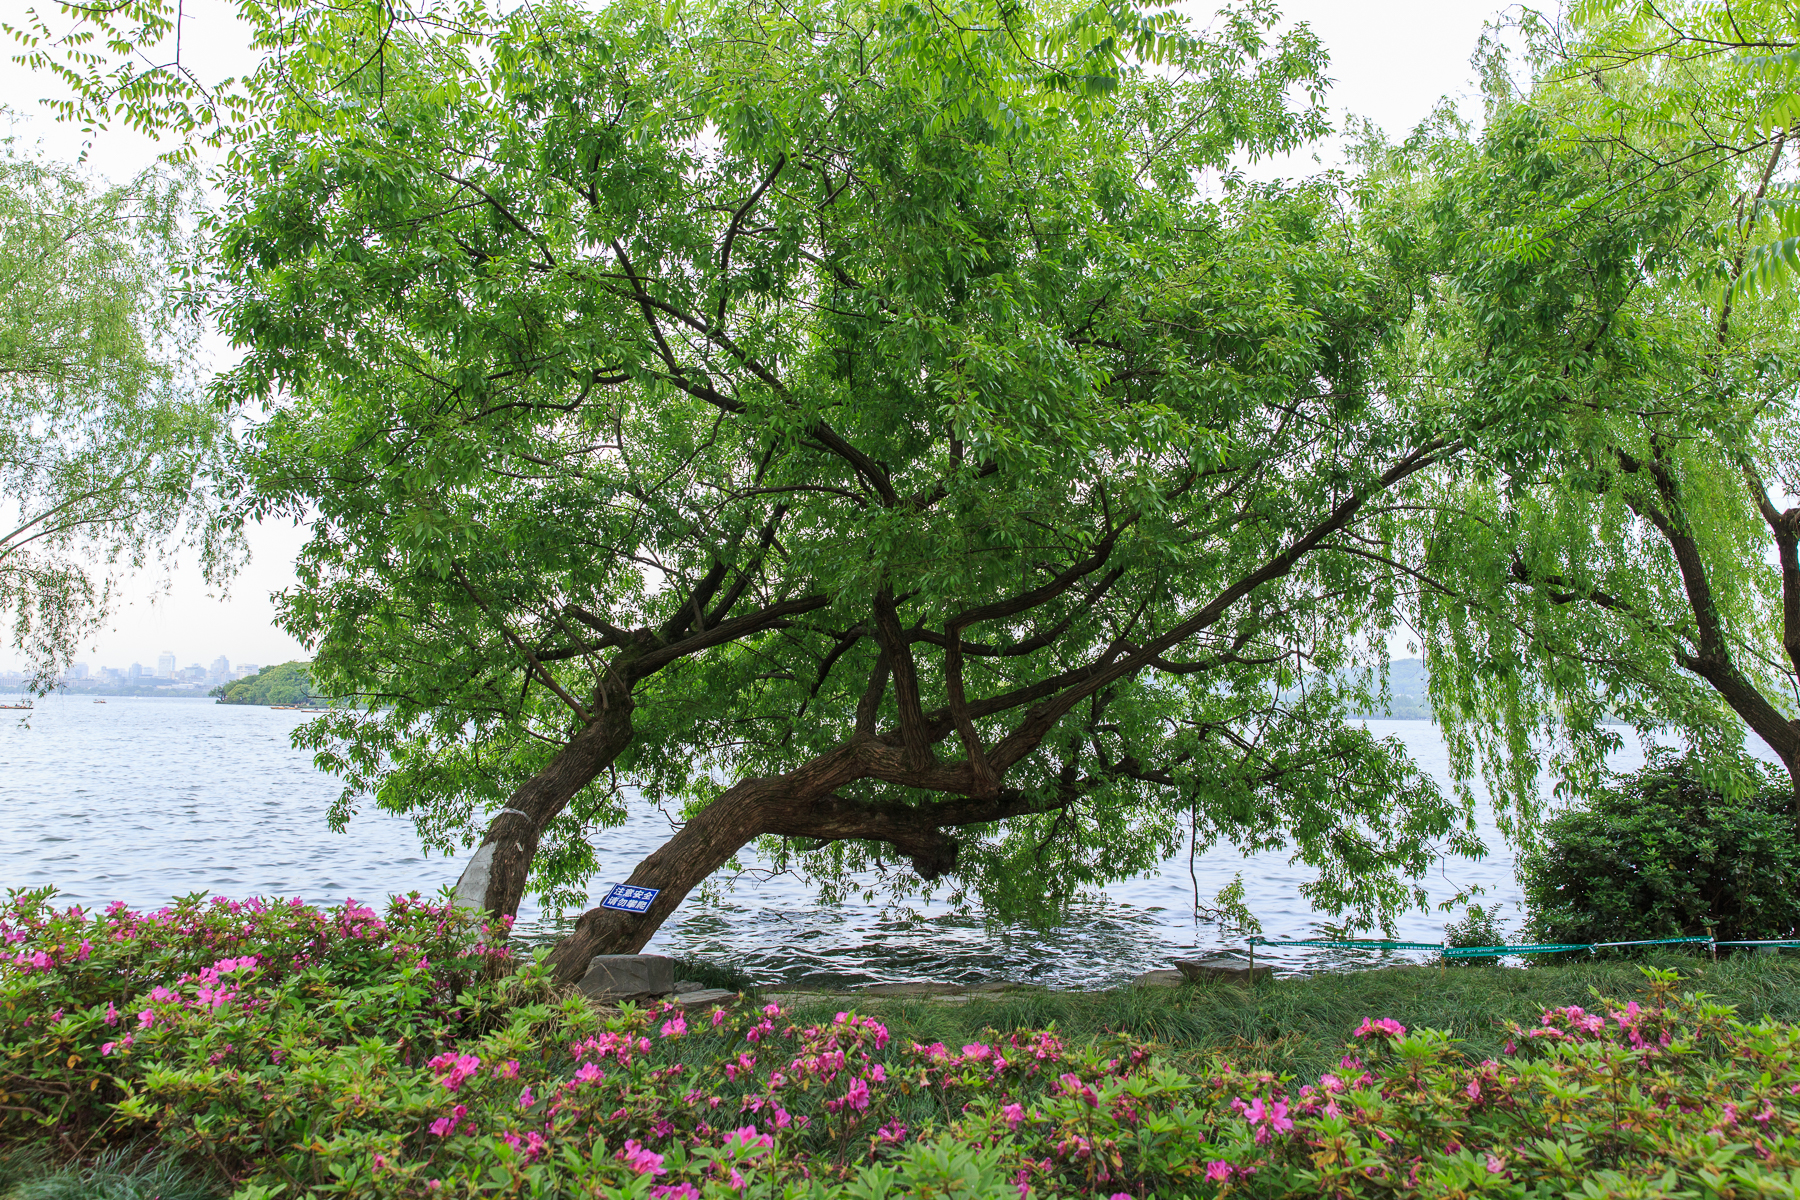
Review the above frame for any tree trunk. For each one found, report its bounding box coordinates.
[541,746,1050,983]
[542,775,790,982]
[450,679,635,920]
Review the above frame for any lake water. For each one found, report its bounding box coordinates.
[0,695,1677,986]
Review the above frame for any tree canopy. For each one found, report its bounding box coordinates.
[200,0,1509,974]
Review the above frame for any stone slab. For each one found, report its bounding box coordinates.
[1133,968,1186,988]
[1174,957,1272,984]
[855,981,967,997]
[672,979,706,994]
[671,988,739,1008]
[577,953,675,1000]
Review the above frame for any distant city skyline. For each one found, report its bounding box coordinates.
[1,651,266,687]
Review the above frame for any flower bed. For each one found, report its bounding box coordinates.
[5,889,1800,1198]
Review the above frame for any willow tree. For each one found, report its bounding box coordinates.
[1358,14,1800,821]
[0,147,230,688]
[218,0,1480,970]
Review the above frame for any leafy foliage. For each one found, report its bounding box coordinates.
[1521,751,1800,948]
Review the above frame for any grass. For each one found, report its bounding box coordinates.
[0,1149,217,1200]
[773,952,1800,1083]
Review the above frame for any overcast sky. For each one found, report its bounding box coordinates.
[6,0,1522,673]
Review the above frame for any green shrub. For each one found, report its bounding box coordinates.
[6,891,1800,1198]
[1441,903,1509,966]
[1520,750,1800,949]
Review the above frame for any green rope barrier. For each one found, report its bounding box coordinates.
[1590,936,1713,949]
[1444,942,1592,958]
[1713,939,1800,948]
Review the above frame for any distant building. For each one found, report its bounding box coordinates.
[180,664,206,682]
[209,655,230,683]
[157,652,176,678]
[235,663,260,679]
[66,662,89,680]
[127,662,144,680]
[99,666,123,683]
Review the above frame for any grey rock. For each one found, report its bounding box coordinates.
[855,981,965,997]
[577,953,675,1000]
[672,988,739,1008]
[1174,957,1272,984]
[672,979,706,994]
[1132,968,1186,988]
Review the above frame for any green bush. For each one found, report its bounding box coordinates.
[6,891,1800,1199]
[1441,903,1509,966]
[1520,750,1800,949]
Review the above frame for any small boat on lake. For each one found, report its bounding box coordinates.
[93,699,106,704]
[0,702,33,710]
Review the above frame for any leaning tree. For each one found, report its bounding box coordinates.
[219,0,1483,972]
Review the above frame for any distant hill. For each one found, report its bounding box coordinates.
[212,661,326,706]
[1343,658,1431,720]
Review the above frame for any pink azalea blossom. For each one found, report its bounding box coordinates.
[1205,1161,1233,1182]
[1352,1017,1406,1040]
[660,1012,688,1038]
[725,1126,774,1154]
[617,1139,666,1176]
[1002,1103,1025,1130]
[650,1187,699,1200]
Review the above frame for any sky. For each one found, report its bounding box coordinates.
[5,0,1521,673]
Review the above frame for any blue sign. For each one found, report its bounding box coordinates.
[600,884,660,914]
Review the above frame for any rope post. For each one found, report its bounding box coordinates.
[1248,936,1255,979]
[1441,933,1447,977]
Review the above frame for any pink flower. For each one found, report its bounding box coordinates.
[497,1059,519,1079]
[1002,1103,1025,1130]
[661,1012,688,1038]
[763,1002,781,1017]
[843,1076,871,1112]
[517,1086,535,1109]
[1015,1168,1032,1198]
[876,1120,908,1145]
[725,1126,774,1154]
[650,1187,699,1200]
[572,1062,604,1086]
[1465,1078,1481,1101]
[1233,1096,1295,1144]
[1352,1017,1406,1040]
[1484,1153,1506,1175]
[103,1002,119,1026]
[617,1140,666,1176]
[712,1008,728,1028]
[428,1116,456,1137]
[1205,1161,1233,1182]
[136,1009,155,1029]
[100,1042,115,1056]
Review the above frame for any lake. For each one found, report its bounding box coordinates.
[0,695,1670,986]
